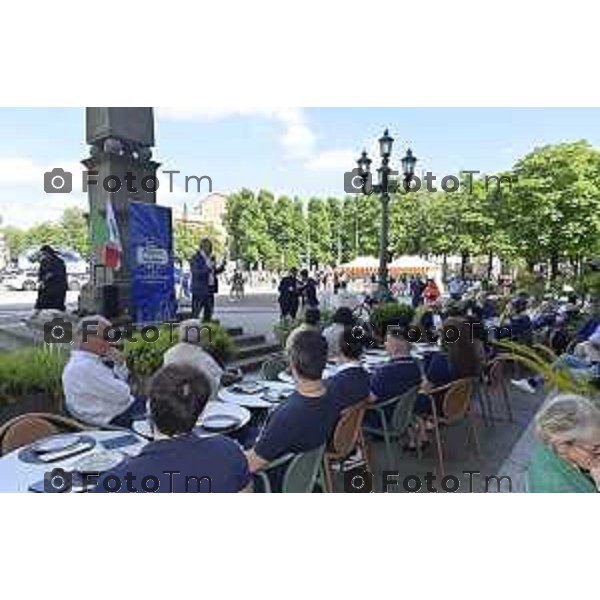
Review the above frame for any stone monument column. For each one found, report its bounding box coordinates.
[80,107,160,318]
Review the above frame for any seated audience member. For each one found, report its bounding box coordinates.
[506,297,533,344]
[480,294,498,321]
[367,325,422,426]
[322,307,354,359]
[285,306,321,353]
[574,327,600,364]
[412,319,483,446]
[327,327,371,411]
[163,319,224,401]
[63,315,144,427]
[528,394,600,493]
[246,330,339,474]
[574,302,600,343]
[94,364,251,493]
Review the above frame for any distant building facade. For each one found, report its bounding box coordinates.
[173,192,227,235]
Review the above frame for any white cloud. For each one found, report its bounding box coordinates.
[305,148,355,171]
[0,157,85,189]
[0,193,86,228]
[160,106,319,159]
[159,107,277,121]
[0,156,88,227]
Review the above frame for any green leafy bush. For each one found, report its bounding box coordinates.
[370,302,415,337]
[124,323,235,378]
[0,347,67,406]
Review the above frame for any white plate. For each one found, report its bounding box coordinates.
[32,434,83,454]
[71,451,125,474]
[230,381,268,395]
[277,371,294,384]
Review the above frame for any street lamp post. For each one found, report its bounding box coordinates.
[354,129,417,300]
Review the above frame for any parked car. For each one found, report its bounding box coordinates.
[3,270,38,291]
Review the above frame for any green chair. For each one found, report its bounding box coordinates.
[260,355,289,381]
[254,445,326,493]
[362,386,419,469]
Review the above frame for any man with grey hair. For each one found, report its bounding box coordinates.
[62,315,142,427]
[162,319,224,401]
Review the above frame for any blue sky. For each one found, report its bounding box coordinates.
[0,107,599,228]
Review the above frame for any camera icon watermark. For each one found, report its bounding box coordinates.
[44,318,73,344]
[344,168,373,195]
[343,467,373,493]
[44,167,72,194]
[44,468,72,492]
[342,319,376,350]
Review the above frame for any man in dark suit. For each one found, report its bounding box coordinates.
[190,238,225,322]
[35,245,68,312]
[278,267,300,320]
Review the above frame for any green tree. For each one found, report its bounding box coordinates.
[60,207,89,257]
[326,197,343,265]
[224,189,271,269]
[509,141,600,278]
[341,196,359,261]
[174,222,224,263]
[307,197,332,267]
[291,197,307,267]
[355,194,381,256]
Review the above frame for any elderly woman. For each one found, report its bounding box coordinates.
[528,394,600,492]
[163,319,224,401]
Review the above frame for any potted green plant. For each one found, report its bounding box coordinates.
[369,302,415,338]
[0,347,68,425]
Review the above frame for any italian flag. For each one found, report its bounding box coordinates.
[91,198,122,269]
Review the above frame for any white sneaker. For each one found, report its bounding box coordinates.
[511,379,536,394]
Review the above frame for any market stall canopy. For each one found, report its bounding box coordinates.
[389,255,440,275]
[339,256,379,274]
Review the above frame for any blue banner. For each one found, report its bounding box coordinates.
[128,201,176,324]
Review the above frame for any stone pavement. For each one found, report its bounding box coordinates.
[330,386,545,493]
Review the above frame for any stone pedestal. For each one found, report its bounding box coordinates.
[79,108,160,318]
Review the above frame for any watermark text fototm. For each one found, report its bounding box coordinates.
[43,318,212,345]
[44,467,212,492]
[345,320,512,347]
[344,168,516,196]
[343,468,513,493]
[43,167,213,195]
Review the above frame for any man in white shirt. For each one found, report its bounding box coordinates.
[63,315,140,427]
[163,319,224,401]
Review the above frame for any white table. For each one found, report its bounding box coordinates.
[132,401,251,439]
[0,430,147,493]
[218,381,294,409]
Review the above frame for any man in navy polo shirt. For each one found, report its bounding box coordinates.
[93,364,251,493]
[366,326,422,426]
[327,326,371,411]
[246,330,339,473]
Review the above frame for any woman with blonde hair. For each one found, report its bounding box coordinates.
[528,394,600,492]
